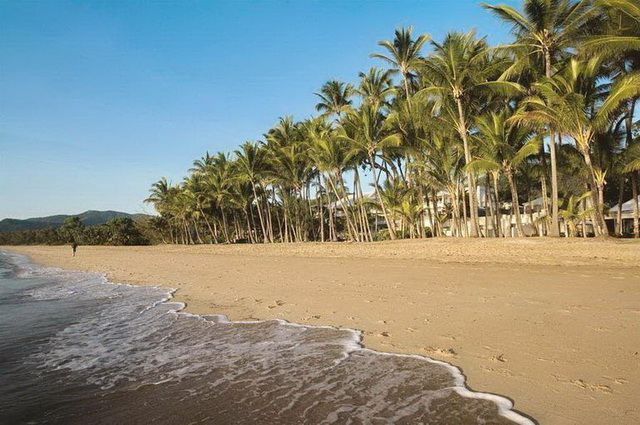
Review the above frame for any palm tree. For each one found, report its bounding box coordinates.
[307,120,360,241]
[184,173,216,243]
[483,0,597,236]
[203,154,234,243]
[623,142,640,237]
[235,141,270,242]
[371,26,431,110]
[357,67,396,108]
[583,0,640,56]
[418,30,521,237]
[513,58,640,236]
[315,80,354,120]
[469,110,539,236]
[560,191,595,237]
[145,177,172,214]
[340,104,402,239]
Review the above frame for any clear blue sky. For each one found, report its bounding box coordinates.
[0,0,518,219]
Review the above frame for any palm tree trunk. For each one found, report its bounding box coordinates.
[354,168,373,242]
[193,220,204,244]
[582,197,588,239]
[451,187,461,237]
[462,184,470,237]
[424,190,434,237]
[484,176,489,236]
[539,161,549,237]
[264,186,275,242]
[244,209,255,243]
[337,173,360,241]
[212,219,219,244]
[274,205,283,242]
[492,173,502,237]
[633,172,639,238]
[581,148,609,236]
[506,170,525,237]
[185,220,194,245]
[251,182,269,243]
[327,174,358,241]
[220,210,231,243]
[369,154,396,239]
[455,98,480,237]
[199,207,215,243]
[544,48,561,237]
[328,191,336,241]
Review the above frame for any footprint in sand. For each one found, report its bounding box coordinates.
[267,300,286,309]
[490,354,507,363]
[603,376,628,385]
[423,346,457,358]
[571,379,612,394]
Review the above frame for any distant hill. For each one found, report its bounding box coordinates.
[0,210,151,233]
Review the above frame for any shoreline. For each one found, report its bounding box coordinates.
[4,239,640,425]
[3,249,535,425]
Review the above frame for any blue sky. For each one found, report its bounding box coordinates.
[0,0,518,219]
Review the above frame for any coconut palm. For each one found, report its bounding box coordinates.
[339,104,402,239]
[583,0,640,56]
[371,26,431,109]
[307,120,360,241]
[623,142,640,236]
[484,0,597,236]
[144,7,640,245]
[513,58,640,235]
[560,191,595,237]
[235,141,271,242]
[418,30,522,237]
[315,80,354,120]
[357,67,396,108]
[468,110,539,236]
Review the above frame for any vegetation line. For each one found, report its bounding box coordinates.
[5,0,640,246]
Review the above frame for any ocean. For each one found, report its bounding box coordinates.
[0,251,533,425]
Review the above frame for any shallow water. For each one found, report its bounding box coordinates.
[0,251,533,424]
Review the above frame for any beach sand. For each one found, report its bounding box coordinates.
[6,239,640,425]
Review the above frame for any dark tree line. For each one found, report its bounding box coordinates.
[0,217,157,246]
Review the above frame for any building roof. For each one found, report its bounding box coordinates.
[608,196,640,214]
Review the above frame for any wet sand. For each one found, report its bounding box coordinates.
[6,239,640,425]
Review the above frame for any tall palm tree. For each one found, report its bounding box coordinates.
[235,141,270,242]
[513,58,640,236]
[315,80,354,120]
[419,30,521,237]
[340,104,402,239]
[357,67,396,108]
[469,110,539,236]
[623,142,640,237]
[371,26,431,110]
[307,120,360,241]
[483,0,597,236]
[583,0,640,56]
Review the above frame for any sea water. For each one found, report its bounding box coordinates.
[0,251,534,425]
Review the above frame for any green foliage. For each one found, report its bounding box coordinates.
[0,217,151,246]
[141,1,640,242]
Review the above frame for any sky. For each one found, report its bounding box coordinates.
[0,0,519,219]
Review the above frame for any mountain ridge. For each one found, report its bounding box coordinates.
[0,210,151,233]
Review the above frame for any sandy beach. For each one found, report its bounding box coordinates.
[6,239,640,425]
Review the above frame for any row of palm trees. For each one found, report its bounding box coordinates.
[146,0,640,244]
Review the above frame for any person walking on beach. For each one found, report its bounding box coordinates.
[72,241,78,257]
